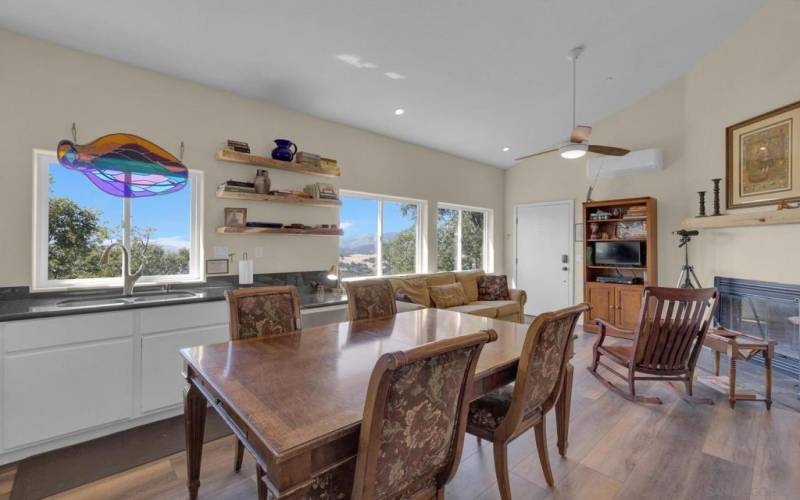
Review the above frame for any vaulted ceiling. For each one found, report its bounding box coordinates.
[0,0,765,167]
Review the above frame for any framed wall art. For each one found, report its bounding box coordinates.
[726,99,800,209]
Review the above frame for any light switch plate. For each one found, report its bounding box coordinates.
[255,247,264,258]
[213,246,229,259]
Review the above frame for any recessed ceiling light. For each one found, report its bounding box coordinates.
[502,147,510,152]
[394,108,405,116]
[384,72,408,80]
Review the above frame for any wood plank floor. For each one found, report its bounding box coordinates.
[2,330,799,500]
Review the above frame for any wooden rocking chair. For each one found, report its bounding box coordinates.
[589,286,718,405]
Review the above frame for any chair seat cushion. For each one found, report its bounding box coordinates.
[468,383,541,433]
[474,300,520,318]
[468,383,515,431]
[446,303,497,318]
[599,343,634,363]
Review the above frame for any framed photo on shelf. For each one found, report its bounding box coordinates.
[726,99,800,209]
[224,207,247,227]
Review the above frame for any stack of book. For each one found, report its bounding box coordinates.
[320,157,339,176]
[218,180,255,194]
[624,206,648,219]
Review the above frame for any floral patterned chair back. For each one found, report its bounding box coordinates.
[504,304,588,433]
[226,286,302,340]
[351,330,498,499]
[345,279,397,321]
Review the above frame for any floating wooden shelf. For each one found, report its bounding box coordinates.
[682,209,800,229]
[216,190,341,207]
[216,226,343,236]
[215,149,340,178]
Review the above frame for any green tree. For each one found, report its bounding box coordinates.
[381,203,417,275]
[48,197,111,279]
[436,208,484,271]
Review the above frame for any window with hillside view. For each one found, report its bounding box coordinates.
[339,192,422,279]
[34,151,202,289]
[437,205,489,272]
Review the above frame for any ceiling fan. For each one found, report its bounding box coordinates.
[515,46,630,161]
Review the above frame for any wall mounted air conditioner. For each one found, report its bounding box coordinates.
[586,148,663,179]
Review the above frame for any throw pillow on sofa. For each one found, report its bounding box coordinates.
[429,282,468,308]
[389,277,431,307]
[477,274,510,301]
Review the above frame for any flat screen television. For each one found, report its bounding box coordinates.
[594,241,644,266]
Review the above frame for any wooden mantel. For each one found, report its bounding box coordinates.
[682,208,800,229]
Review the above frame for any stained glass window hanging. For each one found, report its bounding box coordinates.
[56,133,188,198]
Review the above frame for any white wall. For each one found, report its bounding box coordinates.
[0,29,505,287]
[506,0,800,301]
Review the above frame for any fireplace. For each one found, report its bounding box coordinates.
[715,277,800,376]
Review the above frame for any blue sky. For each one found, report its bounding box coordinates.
[49,160,191,249]
[339,196,415,239]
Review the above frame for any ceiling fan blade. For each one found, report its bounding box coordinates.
[588,145,630,156]
[570,125,592,143]
[515,147,559,161]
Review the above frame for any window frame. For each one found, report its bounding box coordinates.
[436,202,493,273]
[338,189,426,279]
[32,149,204,291]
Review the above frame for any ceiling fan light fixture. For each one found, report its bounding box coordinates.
[559,143,588,159]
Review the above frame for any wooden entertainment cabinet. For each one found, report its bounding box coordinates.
[583,197,657,337]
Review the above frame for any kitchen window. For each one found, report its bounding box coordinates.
[33,150,203,290]
[437,204,491,272]
[338,191,424,279]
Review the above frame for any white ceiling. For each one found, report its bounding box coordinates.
[0,0,765,167]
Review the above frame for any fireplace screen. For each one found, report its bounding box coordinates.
[715,277,800,376]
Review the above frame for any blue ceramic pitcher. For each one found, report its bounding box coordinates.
[271,139,297,162]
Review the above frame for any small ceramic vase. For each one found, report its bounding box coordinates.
[254,169,271,194]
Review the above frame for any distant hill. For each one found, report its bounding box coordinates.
[339,231,399,255]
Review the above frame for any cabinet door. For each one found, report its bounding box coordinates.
[3,339,134,449]
[616,286,644,331]
[586,284,615,326]
[141,326,228,413]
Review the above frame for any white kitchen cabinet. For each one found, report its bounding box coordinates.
[141,325,228,412]
[3,338,134,449]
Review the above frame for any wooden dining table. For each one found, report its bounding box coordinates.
[181,308,575,499]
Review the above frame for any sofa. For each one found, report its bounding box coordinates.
[388,270,527,323]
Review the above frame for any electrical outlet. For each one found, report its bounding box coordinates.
[255,247,264,258]
[213,246,229,259]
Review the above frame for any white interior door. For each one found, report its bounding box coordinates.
[514,201,573,316]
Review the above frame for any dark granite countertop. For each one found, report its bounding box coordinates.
[0,281,347,322]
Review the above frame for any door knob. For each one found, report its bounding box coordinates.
[562,266,568,271]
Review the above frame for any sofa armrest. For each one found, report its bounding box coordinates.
[509,288,527,308]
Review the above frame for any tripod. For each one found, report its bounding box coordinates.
[676,232,701,288]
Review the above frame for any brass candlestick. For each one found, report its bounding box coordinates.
[697,191,707,217]
[712,178,722,216]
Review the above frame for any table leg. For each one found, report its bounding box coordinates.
[764,352,772,410]
[714,351,721,376]
[556,362,574,457]
[727,346,736,409]
[184,381,207,500]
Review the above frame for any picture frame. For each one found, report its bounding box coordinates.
[726,99,800,209]
[205,258,229,275]
[224,207,247,227]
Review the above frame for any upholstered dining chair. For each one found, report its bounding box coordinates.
[351,329,499,499]
[225,285,302,485]
[344,278,397,321]
[589,286,718,405]
[466,303,589,496]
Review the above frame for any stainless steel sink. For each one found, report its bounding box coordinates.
[55,291,201,308]
[130,291,200,302]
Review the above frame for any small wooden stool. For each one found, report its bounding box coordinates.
[702,327,776,409]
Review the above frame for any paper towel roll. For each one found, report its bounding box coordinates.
[239,259,254,285]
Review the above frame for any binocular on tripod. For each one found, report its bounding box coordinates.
[673,230,701,288]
